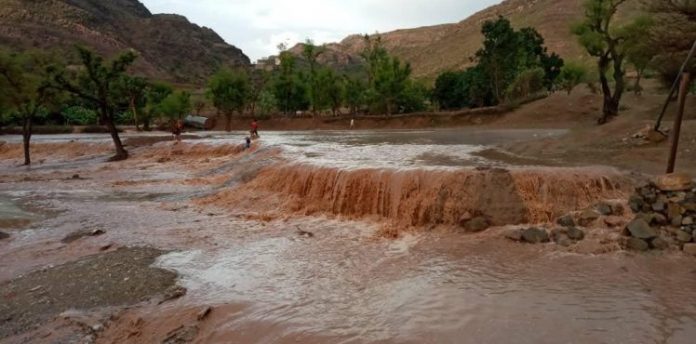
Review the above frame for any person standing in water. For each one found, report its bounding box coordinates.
[250,118,259,139]
[172,119,183,143]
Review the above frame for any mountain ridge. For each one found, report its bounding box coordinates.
[0,0,250,83]
[283,0,639,80]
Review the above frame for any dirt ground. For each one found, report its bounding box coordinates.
[0,247,178,342]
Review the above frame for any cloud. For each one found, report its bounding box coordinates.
[140,0,502,61]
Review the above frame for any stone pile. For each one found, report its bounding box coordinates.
[625,173,696,254]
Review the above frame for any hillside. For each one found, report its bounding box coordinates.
[284,0,639,80]
[0,0,250,83]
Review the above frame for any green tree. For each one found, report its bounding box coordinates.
[398,80,429,113]
[272,45,308,115]
[558,62,588,95]
[434,71,468,110]
[475,17,563,104]
[302,40,325,117]
[316,68,344,116]
[144,82,173,130]
[158,91,191,121]
[207,68,250,131]
[63,106,98,125]
[50,46,137,160]
[343,76,366,115]
[0,50,63,165]
[573,0,652,123]
[256,89,278,117]
[360,36,413,114]
[116,75,148,130]
[505,67,545,101]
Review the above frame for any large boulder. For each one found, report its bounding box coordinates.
[650,237,670,250]
[683,243,696,256]
[578,209,600,227]
[627,237,650,251]
[566,227,586,241]
[556,214,575,227]
[0,231,9,240]
[626,218,658,239]
[521,228,550,244]
[462,216,490,233]
[655,173,693,192]
[676,230,693,243]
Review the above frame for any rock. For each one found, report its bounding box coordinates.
[671,215,684,227]
[504,229,523,241]
[159,286,187,304]
[626,218,658,239]
[99,243,113,251]
[667,203,683,220]
[651,213,668,226]
[566,227,586,241]
[650,237,669,250]
[72,174,81,180]
[655,173,693,192]
[556,214,575,227]
[556,236,573,247]
[463,216,490,233]
[628,195,644,213]
[627,237,650,251]
[296,229,315,238]
[596,202,613,216]
[604,216,625,228]
[196,306,213,321]
[458,212,473,225]
[683,217,694,226]
[676,230,693,243]
[645,129,668,143]
[550,228,567,241]
[521,227,550,244]
[0,231,9,240]
[652,201,666,212]
[578,209,600,227]
[683,243,696,255]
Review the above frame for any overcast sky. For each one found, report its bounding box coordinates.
[140,0,503,62]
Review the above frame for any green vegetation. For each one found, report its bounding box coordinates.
[0,50,63,165]
[49,46,137,160]
[158,91,192,121]
[572,0,652,124]
[433,17,563,110]
[207,68,251,131]
[558,63,588,95]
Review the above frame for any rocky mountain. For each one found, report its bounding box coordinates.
[0,0,250,83]
[284,0,639,80]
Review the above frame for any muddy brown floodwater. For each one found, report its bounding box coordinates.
[1,129,695,344]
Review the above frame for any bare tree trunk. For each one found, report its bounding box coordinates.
[598,57,617,124]
[130,97,141,131]
[634,70,643,96]
[102,105,128,161]
[22,115,32,166]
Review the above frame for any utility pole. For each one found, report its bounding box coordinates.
[666,72,691,174]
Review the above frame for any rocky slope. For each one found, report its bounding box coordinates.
[284,0,639,80]
[0,0,250,83]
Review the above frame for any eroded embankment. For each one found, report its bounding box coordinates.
[202,163,635,229]
[0,141,111,161]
